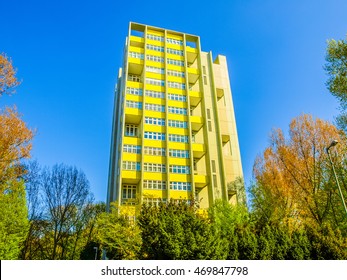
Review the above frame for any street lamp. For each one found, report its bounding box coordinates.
[326,140,347,217]
[93,247,98,260]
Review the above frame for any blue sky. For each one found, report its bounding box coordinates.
[1,0,347,202]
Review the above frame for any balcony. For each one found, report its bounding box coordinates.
[187,67,199,84]
[130,35,144,48]
[125,107,142,124]
[186,46,198,64]
[194,174,208,188]
[121,171,141,184]
[189,90,202,107]
[190,116,203,131]
[216,88,224,98]
[128,57,144,75]
[192,143,205,159]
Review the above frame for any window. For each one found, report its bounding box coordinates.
[167,48,184,56]
[202,66,206,75]
[145,90,165,99]
[122,161,141,171]
[169,134,189,143]
[146,44,164,52]
[169,149,190,158]
[123,145,141,154]
[143,197,167,206]
[211,160,216,173]
[143,180,167,190]
[146,78,165,86]
[126,100,142,109]
[125,124,138,137]
[144,163,166,173]
[126,87,143,96]
[146,55,164,63]
[128,52,144,59]
[167,58,185,67]
[168,93,187,102]
[168,81,186,89]
[167,69,185,78]
[169,165,190,174]
[193,159,197,171]
[146,66,165,74]
[166,38,183,45]
[147,34,164,42]
[213,174,218,188]
[145,103,165,112]
[122,185,137,205]
[208,120,212,132]
[144,131,166,140]
[168,119,188,128]
[168,106,187,115]
[203,76,208,85]
[207,109,211,119]
[128,74,141,82]
[144,117,165,126]
[144,146,166,156]
[170,181,191,191]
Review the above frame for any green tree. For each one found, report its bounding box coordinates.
[325,35,347,131]
[138,200,227,260]
[95,202,141,260]
[0,180,29,259]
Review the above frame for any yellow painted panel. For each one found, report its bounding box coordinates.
[124,107,142,117]
[166,43,184,50]
[129,46,144,53]
[130,35,144,44]
[168,127,188,135]
[167,100,187,108]
[143,124,165,133]
[146,60,165,68]
[167,114,187,122]
[125,94,142,102]
[126,81,143,88]
[143,111,165,119]
[168,158,190,165]
[144,97,165,105]
[143,155,166,164]
[128,57,144,65]
[123,153,141,162]
[146,72,165,80]
[166,88,186,95]
[145,84,165,92]
[167,76,185,83]
[143,172,168,180]
[146,39,164,47]
[186,46,198,54]
[147,29,164,36]
[143,190,167,198]
[143,173,167,180]
[143,139,166,147]
[166,53,184,60]
[168,142,189,150]
[187,67,199,75]
[166,33,184,40]
[121,170,141,180]
[166,65,185,72]
[170,191,191,199]
[170,174,191,182]
[146,49,164,57]
[123,137,141,145]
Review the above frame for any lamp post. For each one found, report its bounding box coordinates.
[93,247,98,260]
[326,140,347,217]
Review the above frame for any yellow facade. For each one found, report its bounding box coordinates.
[107,22,245,212]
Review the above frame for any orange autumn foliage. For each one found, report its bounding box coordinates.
[0,53,21,96]
[253,114,347,228]
[0,107,34,183]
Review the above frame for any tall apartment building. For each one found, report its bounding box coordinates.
[107,22,244,213]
